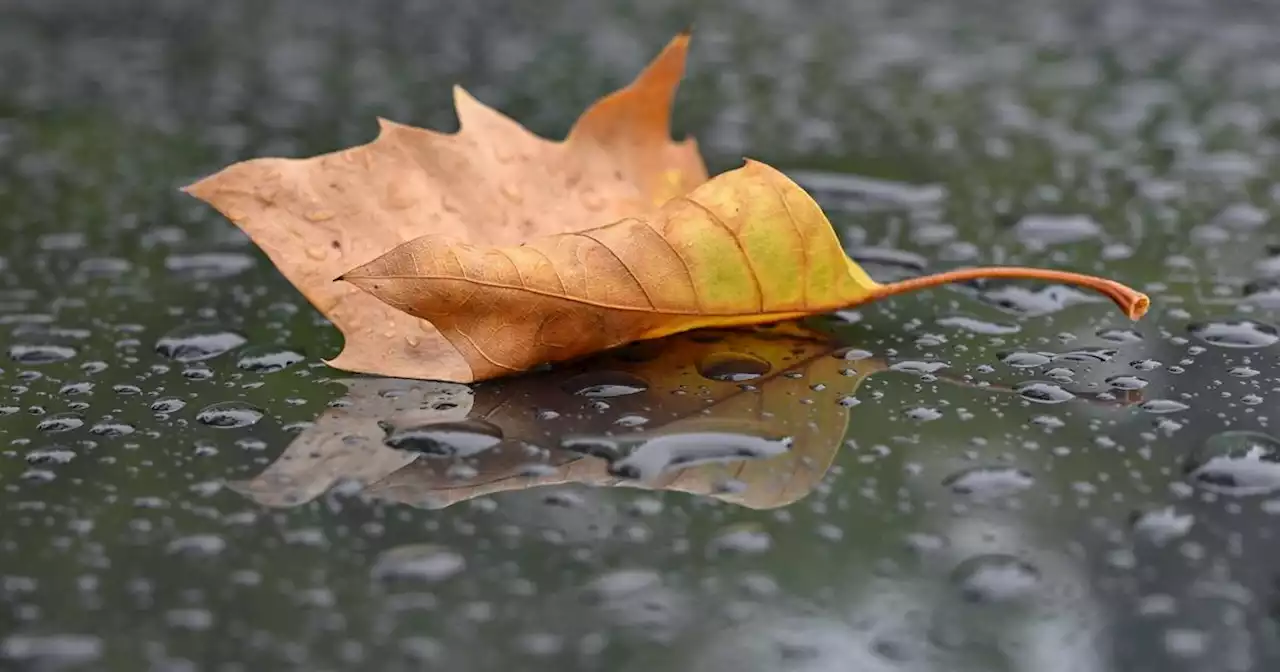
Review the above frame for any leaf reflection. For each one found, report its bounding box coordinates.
[232,324,882,510]
[231,322,1143,511]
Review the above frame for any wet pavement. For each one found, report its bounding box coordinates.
[5,0,1280,670]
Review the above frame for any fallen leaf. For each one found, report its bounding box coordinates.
[233,324,882,511]
[184,33,706,381]
[185,31,1150,384]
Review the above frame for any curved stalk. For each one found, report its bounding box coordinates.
[865,267,1150,320]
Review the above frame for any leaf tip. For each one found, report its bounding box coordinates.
[678,24,693,38]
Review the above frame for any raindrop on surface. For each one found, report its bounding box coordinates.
[979,284,1096,317]
[36,414,84,433]
[904,406,943,421]
[166,534,227,557]
[889,360,949,375]
[382,420,504,458]
[936,315,1020,335]
[1096,327,1144,343]
[951,555,1041,603]
[163,252,255,279]
[195,402,264,428]
[943,466,1036,500]
[696,352,772,382]
[372,544,466,582]
[150,398,187,413]
[0,634,102,666]
[1105,375,1149,390]
[235,346,304,373]
[156,324,248,362]
[1187,320,1279,348]
[832,347,874,361]
[562,431,790,481]
[1054,348,1116,363]
[26,448,76,464]
[999,351,1052,368]
[708,524,772,555]
[1131,507,1194,545]
[1229,366,1260,378]
[1140,400,1189,414]
[1185,431,1280,496]
[8,344,77,364]
[1016,381,1076,404]
[89,422,135,437]
[1013,213,1102,246]
[560,371,650,398]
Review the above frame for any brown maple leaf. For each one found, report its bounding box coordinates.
[183,33,707,381]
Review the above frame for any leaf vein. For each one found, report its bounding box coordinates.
[679,195,764,312]
[573,230,656,310]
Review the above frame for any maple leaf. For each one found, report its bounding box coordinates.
[185,32,1150,383]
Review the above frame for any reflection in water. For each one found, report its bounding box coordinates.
[235,322,1147,512]
[233,324,884,510]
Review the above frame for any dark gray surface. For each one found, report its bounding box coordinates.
[4,0,1280,670]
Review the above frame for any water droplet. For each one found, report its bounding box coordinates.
[1131,507,1194,545]
[1054,348,1116,363]
[708,524,772,554]
[1013,213,1102,246]
[1096,327,1144,343]
[156,324,247,362]
[1106,375,1149,390]
[832,347,874,361]
[372,544,465,582]
[195,402,264,428]
[383,420,503,458]
[980,285,1096,317]
[1229,366,1260,378]
[164,252,255,279]
[26,448,76,465]
[560,371,649,398]
[905,406,943,421]
[697,352,771,382]
[889,360,949,375]
[150,398,186,413]
[89,422,135,437]
[1188,320,1279,348]
[943,466,1035,500]
[166,534,226,557]
[999,351,1051,368]
[236,347,304,373]
[8,344,77,364]
[1131,359,1163,371]
[562,431,790,481]
[936,315,1020,335]
[950,555,1041,603]
[1016,381,1076,404]
[0,634,102,666]
[1185,431,1280,496]
[36,414,83,433]
[1140,399,1188,414]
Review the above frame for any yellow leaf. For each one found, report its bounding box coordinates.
[343,160,1149,380]
[232,325,883,511]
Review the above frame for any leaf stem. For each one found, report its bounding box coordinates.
[868,267,1150,320]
